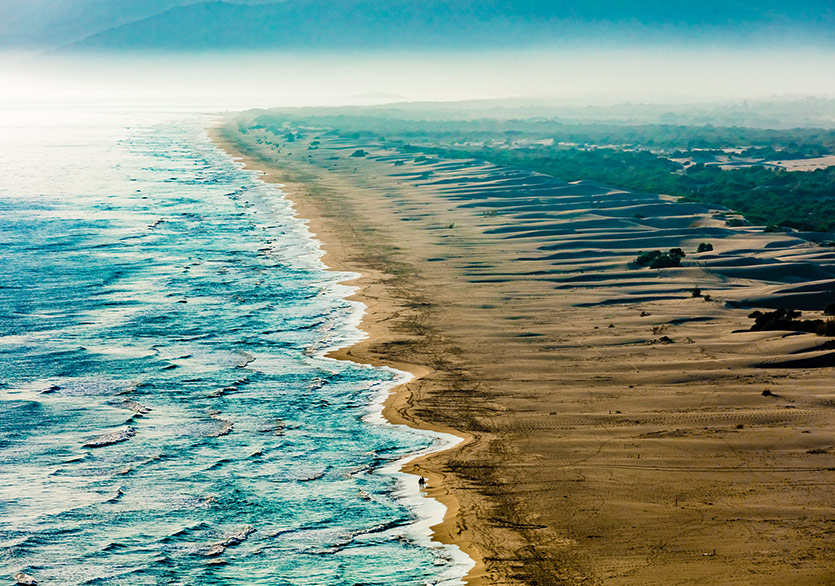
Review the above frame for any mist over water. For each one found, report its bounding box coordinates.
[1,47,834,109]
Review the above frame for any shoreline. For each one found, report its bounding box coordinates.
[213,115,835,585]
[210,125,484,584]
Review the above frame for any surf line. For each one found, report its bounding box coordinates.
[276,191,476,585]
[212,127,476,583]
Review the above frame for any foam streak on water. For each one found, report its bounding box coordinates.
[0,107,471,585]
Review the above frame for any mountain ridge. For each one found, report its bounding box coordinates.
[66,0,835,52]
[0,0,213,49]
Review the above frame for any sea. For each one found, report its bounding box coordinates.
[0,106,472,585]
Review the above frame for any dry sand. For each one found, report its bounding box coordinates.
[765,156,835,172]
[213,120,835,586]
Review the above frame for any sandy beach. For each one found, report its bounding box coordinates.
[213,118,835,585]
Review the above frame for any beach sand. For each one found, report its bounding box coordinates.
[213,119,835,585]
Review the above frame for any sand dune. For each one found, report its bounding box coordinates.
[216,122,835,586]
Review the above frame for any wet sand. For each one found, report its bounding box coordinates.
[214,119,835,585]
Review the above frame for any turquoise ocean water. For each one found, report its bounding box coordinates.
[0,107,471,585]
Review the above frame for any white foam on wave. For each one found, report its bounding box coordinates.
[212,121,475,585]
[364,370,476,586]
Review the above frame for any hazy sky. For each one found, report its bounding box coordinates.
[0,0,832,108]
[3,0,833,50]
[0,0,280,48]
[1,48,833,110]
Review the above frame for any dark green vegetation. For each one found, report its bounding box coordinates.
[414,145,835,231]
[749,309,835,336]
[258,112,835,150]
[395,141,835,232]
[247,110,835,232]
[634,248,686,269]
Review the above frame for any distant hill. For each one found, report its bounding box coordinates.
[0,0,208,49]
[67,0,835,52]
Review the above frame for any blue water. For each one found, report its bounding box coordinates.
[0,108,469,585]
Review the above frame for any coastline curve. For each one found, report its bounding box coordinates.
[210,122,479,585]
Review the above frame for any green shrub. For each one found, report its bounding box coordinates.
[749,308,835,336]
[635,250,662,267]
[817,319,835,337]
[634,248,685,269]
[649,254,682,269]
